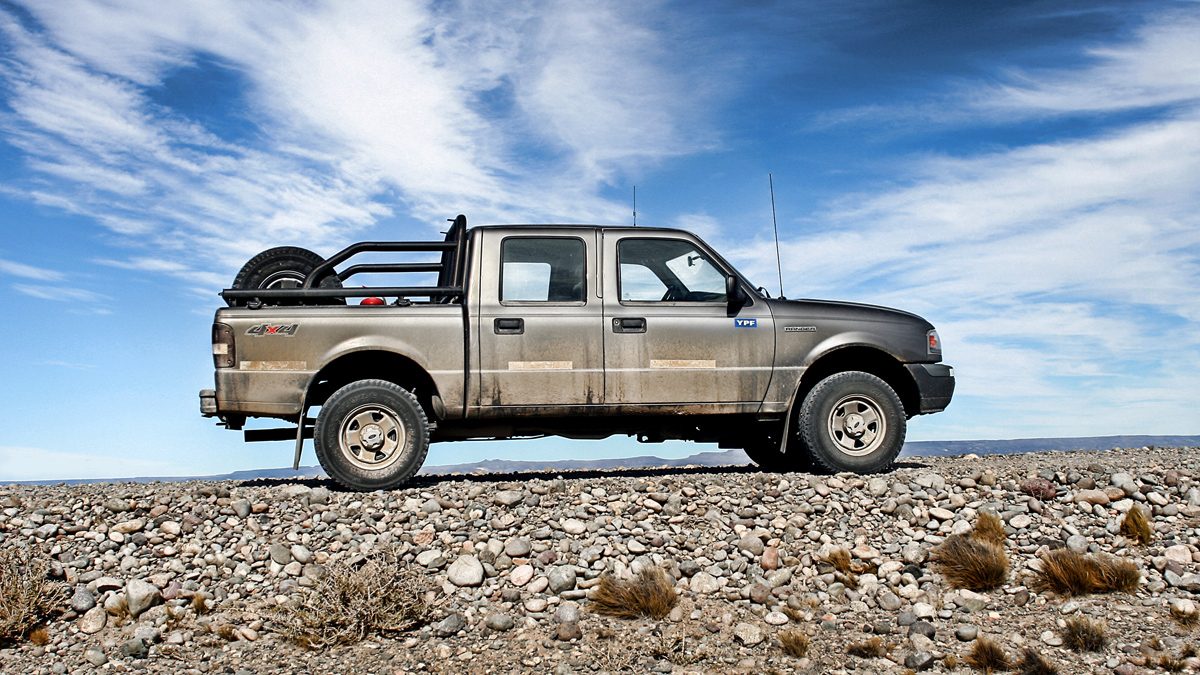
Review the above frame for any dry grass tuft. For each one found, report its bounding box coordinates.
[846,636,888,658]
[824,546,853,574]
[1182,643,1198,659]
[964,636,1011,674]
[1156,654,1187,672]
[779,629,810,658]
[1171,605,1200,629]
[1062,617,1107,652]
[971,511,1008,546]
[935,534,1008,591]
[590,567,678,620]
[27,626,48,646]
[1015,647,1058,675]
[271,547,432,649]
[1119,505,1152,546]
[944,654,959,669]
[1096,556,1142,593]
[1032,549,1141,597]
[781,606,805,624]
[214,624,240,641]
[0,546,65,644]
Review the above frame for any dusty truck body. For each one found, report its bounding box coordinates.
[201,215,954,490]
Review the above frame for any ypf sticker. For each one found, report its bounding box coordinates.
[734,318,757,328]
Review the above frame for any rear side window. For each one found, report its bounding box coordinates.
[501,237,586,303]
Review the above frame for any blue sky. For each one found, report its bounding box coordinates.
[1,0,1198,481]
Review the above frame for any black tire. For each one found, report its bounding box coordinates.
[798,371,905,474]
[743,431,812,473]
[314,380,430,491]
[227,246,344,307]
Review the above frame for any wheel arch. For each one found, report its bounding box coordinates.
[304,349,443,420]
[794,345,920,417]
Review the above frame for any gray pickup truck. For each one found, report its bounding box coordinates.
[201,215,954,490]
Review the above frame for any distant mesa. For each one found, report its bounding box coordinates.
[6,434,1198,485]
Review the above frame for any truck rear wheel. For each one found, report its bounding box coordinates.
[798,371,905,474]
[227,246,344,307]
[314,380,429,491]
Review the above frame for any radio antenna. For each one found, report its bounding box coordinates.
[769,174,785,299]
[633,186,637,226]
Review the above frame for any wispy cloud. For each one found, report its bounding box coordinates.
[732,5,1200,438]
[0,0,719,283]
[0,257,63,281]
[12,283,109,303]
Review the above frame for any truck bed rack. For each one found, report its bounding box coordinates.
[219,214,468,304]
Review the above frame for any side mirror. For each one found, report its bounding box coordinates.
[726,275,748,312]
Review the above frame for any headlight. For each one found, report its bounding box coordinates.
[927,329,942,356]
[213,323,235,368]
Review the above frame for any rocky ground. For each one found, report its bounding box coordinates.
[4,445,1200,675]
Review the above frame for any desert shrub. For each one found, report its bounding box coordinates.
[846,636,887,658]
[779,629,809,657]
[1095,556,1141,593]
[964,636,1011,674]
[590,567,678,620]
[935,535,1008,591]
[1156,654,1187,672]
[271,547,431,648]
[1015,647,1058,675]
[0,547,64,643]
[824,546,852,573]
[1032,549,1141,597]
[971,511,1007,546]
[1172,604,1200,629]
[1119,505,1152,546]
[1062,617,1107,652]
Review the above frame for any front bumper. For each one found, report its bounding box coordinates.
[905,363,955,413]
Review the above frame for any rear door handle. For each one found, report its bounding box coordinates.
[612,317,646,333]
[494,318,524,335]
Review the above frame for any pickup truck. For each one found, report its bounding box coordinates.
[200,215,954,490]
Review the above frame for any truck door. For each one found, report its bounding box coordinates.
[602,232,775,410]
[476,230,604,410]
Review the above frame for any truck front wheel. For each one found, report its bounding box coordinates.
[798,371,905,474]
[314,380,430,491]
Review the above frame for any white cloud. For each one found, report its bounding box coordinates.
[728,7,1200,439]
[0,0,717,285]
[12,284,108,302]
[0,445,193,481]
[0,257,64,281]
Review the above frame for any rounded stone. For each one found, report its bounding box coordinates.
[691,572,720,594]
[509,564,534,587]
[486,614,515,631]
[956,625,978,642]
[548,566,577,593]
[79,606,107,634]
[447,555,485,587]
[505,539,532,558]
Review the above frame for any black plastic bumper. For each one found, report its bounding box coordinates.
[905,363,955,413]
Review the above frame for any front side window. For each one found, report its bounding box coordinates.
[501,237,586,303]
[618,238,727,302]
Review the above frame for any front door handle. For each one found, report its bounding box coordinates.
[612,317,646,333]
[494,318,524,335]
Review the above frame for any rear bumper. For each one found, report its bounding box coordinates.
[905,363,955,414]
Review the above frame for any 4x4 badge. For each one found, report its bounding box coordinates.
[246,323,299,337]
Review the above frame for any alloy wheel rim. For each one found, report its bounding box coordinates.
[827,394,886,456]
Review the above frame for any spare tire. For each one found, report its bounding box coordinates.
[227,246,344,307]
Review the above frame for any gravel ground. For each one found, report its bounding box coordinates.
[3,445,1200,675]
